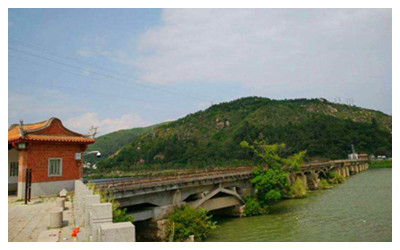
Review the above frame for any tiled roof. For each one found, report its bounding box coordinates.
[8,117,95,144]
[8,120,48,140]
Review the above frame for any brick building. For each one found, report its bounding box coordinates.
[8,117,94,198]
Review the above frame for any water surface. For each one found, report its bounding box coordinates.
[207,168,392,242]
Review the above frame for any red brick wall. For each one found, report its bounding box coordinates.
[19,142,85,183]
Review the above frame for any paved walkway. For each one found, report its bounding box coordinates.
[8,195,76,242]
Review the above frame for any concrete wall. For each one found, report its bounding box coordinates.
[18,180,75,199]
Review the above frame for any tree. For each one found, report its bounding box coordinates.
[240,141,306,214]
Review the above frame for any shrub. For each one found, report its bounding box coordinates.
[327,171,345,184]
[165,205,217,242]
[318,178,332,189]
[290,177,307,198]
[243,197,268,216]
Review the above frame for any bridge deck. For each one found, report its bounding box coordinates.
[91,159,367,191]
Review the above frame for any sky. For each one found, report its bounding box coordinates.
[8,9,392,135]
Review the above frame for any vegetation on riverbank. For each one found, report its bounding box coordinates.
[290,177,308,197]
[165,205,217,242]
[240,141,307,216]
[369,160,392,168]
[318,179,333,189]
[86,182,133,223]
[327,171,345,184]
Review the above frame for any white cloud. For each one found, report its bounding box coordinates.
[136,9,390,86]
[133,9,391,113]
[64,112,152,135]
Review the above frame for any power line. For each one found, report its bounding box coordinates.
[9,46,210,102]
[9,37,133,78]
[8,38,215,101]
[9,14,218,101]
[8,76,181,113]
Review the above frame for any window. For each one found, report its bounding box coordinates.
[9,162,18,177]
[48,158,62,177]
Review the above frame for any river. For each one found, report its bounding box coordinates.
[207,168,392,242]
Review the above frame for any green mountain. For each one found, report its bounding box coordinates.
[96,97,392,171]
[85,123,166,163]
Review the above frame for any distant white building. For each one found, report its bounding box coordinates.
[348,153,359,160]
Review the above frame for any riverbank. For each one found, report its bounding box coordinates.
[206,168,392,242]
[369,160,392,168]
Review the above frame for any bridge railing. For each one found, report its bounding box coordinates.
[93,166,253,189]
[92,159,368,189]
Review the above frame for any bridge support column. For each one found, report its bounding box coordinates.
[135,218,168,242]
[338,167,343,177]
[350,166,355,175]
[305,173,318,190]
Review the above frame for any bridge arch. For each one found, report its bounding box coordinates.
[317,170,327,179]
[190,186,244,211]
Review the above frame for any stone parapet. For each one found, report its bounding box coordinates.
[73,180,135,242]
[99,222,136,242]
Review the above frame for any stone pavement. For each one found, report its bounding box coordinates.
[8,195,76,242]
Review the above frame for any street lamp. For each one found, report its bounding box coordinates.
[84,151,102,158]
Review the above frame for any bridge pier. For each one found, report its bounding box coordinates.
[344,167,349,177]
[305,172,318,190]
[349,166,355,175]
[342,167,348,178]
[338,167,343,178]
[211,204,245,217]
[337,167,343,178]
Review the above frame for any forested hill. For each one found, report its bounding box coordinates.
[85,123,166,163]
[96,97,392,171]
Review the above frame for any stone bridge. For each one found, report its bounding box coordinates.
[93,159,369,224]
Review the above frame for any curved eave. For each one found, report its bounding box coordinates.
[8,137,95,144]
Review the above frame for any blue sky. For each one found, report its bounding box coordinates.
[8,9,392,135]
